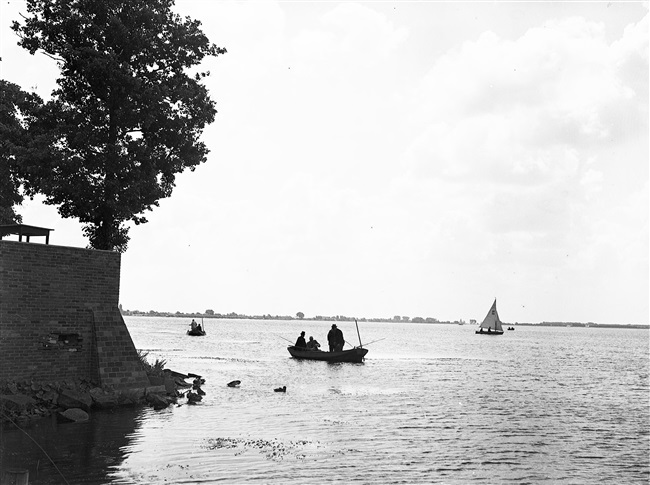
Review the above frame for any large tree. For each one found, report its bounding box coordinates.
[12,0,226,251]
[0,80,43,227]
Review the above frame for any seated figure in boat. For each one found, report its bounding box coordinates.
[196,324,203,333]
[295,331,307,348]
[307,336,321,351]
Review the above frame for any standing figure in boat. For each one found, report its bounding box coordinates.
[190,319,198,331]
[327,324,344,352]
[295,331,307,348]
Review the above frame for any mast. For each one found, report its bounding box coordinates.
[355,319,363,348]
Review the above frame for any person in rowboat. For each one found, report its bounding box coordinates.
[307,336,321,351]
[295,331,307,348]
[327,324,344,352]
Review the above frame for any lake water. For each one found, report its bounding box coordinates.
[1,317,648,484]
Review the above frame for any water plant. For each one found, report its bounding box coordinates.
[136,350,167,377]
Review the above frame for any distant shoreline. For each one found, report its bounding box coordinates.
[119,311,648,329]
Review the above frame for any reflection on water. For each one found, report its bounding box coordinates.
[1,406,144,484]
[1,319,648,484]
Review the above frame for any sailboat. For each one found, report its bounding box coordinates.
[475,299,505,335]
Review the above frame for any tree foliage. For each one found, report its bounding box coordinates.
[0,80,43,227]
[12,0,226,251]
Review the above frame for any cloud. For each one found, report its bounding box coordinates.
[402,12,648,206]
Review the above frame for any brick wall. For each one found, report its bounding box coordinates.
[0,240,149,388]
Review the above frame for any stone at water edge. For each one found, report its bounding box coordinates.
[58,408,89,423]
[146,393,171,410]
[58,389,93,411]
[0,395,36,413]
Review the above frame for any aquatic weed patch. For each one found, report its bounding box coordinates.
[204,437,320,461]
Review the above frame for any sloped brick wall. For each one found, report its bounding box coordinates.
[93,307,149,388]
[0,240,148,388]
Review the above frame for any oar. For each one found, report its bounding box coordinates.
[363,337,386,346]
[345,337,386,348]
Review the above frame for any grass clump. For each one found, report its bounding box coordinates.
[137,350,167,377]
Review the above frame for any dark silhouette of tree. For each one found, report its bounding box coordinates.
[296,312,305,320]
[0,80,43,227]
[12,0,226,251]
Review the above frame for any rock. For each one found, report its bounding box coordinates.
[0,394,36,413]
[227,380,241,388]
[58,389,93,411]
[163,377,177,394]
[146,393,170,410]
[166,369,189,379]
[39,391,58,405]
[117,388,145,406]
[145,385,166,396]
[89,387,120,408]
[58,408,89,423]
[174,377,192,388]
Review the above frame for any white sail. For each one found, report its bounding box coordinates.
[479,299,503,332]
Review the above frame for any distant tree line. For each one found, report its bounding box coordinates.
[119,307,446,324]
[117,307,648,328]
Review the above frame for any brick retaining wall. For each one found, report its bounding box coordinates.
[0,240,149,388]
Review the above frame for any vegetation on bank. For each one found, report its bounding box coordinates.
[119,307,648,329]
[136,350,167,377]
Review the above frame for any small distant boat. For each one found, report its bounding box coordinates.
[287,346,368,363]
[507,327,515,331]
[475,299,505,336]
[187,319,206,336]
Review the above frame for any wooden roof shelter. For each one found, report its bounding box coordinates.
[0,224,54,244]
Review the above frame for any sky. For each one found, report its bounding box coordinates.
[1,1,648,324]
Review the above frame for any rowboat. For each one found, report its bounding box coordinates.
[187,329,206,336]
[287,346,368,363]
